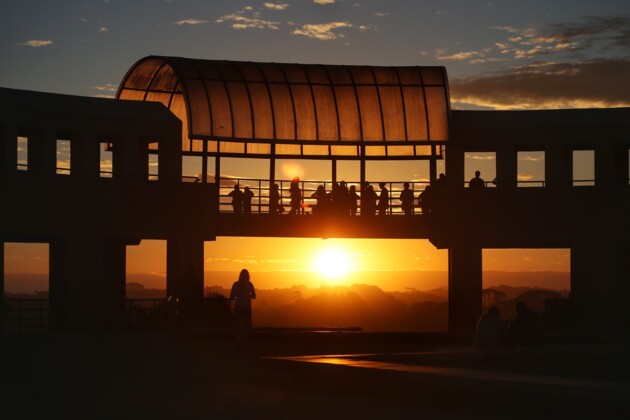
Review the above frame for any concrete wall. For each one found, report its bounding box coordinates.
[1,88,217,331]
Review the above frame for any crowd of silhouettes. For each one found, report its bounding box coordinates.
[226,172,465,216]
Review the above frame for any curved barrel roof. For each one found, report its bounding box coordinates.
[117,56,450,159]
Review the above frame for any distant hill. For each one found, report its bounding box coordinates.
[4,270,570,294]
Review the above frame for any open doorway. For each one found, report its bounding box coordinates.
[3,242,50,333]
[482,248,570,321]
[125,240,166,329]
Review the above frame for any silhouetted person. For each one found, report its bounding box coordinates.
[418,185,433,214]
[434,173,447,189]
[228,185,244,214]
[242,186,254,214]
[338,181,350,215]
[475,306,506,350]
[506,301,541,346]
[469,170,486,188]
[269,183,282,214]
[348,185,359,216]
[400,182,414,216]
[311,185,328,214]
[230,268,256,342]
[288,177,302,215]
[378,182,389,216]
[362,183,377,216]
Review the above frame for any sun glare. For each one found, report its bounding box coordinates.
[313,247,353,280]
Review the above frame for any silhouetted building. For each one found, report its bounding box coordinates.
[2,56,629,333]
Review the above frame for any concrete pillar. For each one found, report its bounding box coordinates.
[167,237,204,324]
[448,244,482,332]
[102,239,127,329]
[29,128,56,175]
[49,237,126,331]
[115,134,142,180]
[73,131,100,178]
[2,124,19,169]
[158,128,182,182]
[496,144,516,188]
[0,240,4,293]
[445,143,464,188]
[0,241,4,332]
[595,142,614,187]
[545,143,571,187]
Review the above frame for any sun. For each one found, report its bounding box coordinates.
[313,247,353,279]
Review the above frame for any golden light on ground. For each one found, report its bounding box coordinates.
[313,246,354,281]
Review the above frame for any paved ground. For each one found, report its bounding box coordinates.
[2,332,630,419]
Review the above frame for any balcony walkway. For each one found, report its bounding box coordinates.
[213,177,434,238]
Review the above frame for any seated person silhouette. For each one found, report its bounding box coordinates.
[506,301,542,346]
[469,170,486,188]
[475,306,506,350]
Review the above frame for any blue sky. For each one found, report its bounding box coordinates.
[2,0,629,109]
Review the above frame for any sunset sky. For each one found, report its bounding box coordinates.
[2,0,627,291]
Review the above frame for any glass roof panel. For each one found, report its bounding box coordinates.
[270,84,295,140]
[226,82,253,139]
[148,64,179,92]
[312,85,338,141]
[117,56,450,158]
[248,82,274,139]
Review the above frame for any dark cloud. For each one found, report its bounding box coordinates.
[450,58,630,109]
[543,16,630,51]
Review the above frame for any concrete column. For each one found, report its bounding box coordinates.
[73,131,100,178]
[2,125,19,170]
[595,142,614,187]
[571,240,627,325]
[167,237,204,324]
[49,236,126,331]
[158,127,182,182]
[0,241,4,332]
[116,134,142,180]
[545,143,571,187]
[445,143,464,188]
[496,144,516,188]
[29,128,56,175]
[102,239,127,329]
[448,244,482,332]
[0,241,4,293]
[49,238,70,332]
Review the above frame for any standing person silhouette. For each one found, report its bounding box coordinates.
[378,182,389,216]
[288,177,302,215]
[348,185,360,216]
[362,183,377,216]
[269,183,283,214]
[469,171,486,188]
[230,269,256,342]
[228,185,244,214]
[400,182,414,215]
[242,186,254,214]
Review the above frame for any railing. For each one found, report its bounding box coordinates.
[125,298,173,330]
[217,177,431,215]
[2,299,49,334]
